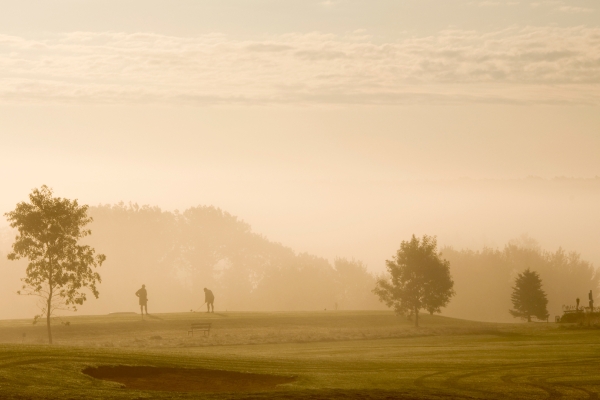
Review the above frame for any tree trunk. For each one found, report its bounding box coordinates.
[46,294,53,344]
[415,305,419,328]
[47,257,54,344]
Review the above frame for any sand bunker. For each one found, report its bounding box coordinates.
[82,365,296,393]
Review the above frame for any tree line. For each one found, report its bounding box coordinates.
[85,201,382,314]
[441,240,599,322]
[3,186,598,343]
[4,187,384,342]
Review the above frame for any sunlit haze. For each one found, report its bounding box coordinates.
[1,0,599,321]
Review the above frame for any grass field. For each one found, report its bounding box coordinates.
[0,311,599,399]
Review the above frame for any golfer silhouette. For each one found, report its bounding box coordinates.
[136,284,148,318]
[204,288,214,313]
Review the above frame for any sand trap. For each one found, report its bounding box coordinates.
[82,365,296,393]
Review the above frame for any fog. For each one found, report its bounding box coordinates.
[1,0,600,324]
[1,177,598,322]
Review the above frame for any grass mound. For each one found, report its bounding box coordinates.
[0,311,516,348]
[82,365,296,393]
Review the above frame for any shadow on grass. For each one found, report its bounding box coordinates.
[82,365,296,393]
[207,389,467,399]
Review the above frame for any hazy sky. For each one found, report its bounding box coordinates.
[1,0,599,271]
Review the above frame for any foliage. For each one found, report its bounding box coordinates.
[334,258,380,310]
[4,186,105,343]
[442,237,598,322]
[509,268,549,322]
[81,204,383,312]
[374,235,455,327]
[85,203,177,314]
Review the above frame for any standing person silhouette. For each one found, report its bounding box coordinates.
[204,288,214,313]
[136,284,148,318]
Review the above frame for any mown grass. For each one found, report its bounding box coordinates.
[0,311,517,348]
[0,311,598,399]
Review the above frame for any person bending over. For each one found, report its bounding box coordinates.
[204,287,214,313]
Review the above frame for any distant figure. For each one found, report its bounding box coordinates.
[204,288,214,313]
[136,284,148,318]
[590,290,594,311]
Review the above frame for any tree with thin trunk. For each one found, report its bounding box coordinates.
[5,186,105,344]
[509,269,548,322]
[374,235,455,327]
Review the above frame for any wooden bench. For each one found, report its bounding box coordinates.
[188,322,211,337]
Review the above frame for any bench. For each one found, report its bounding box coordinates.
[188,322,211,337]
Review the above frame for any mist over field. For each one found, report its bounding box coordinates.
[1,177,598,322]
[3,1,600,399]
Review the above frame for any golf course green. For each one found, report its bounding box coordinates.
[0,311,598,399]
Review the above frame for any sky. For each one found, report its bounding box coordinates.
[1,0,600,273]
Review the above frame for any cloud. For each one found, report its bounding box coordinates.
[320,0,344,7]
[295,49,348,60]
[245,43,294,52]
[0,26,599,106]
[557,6,594,13]
[467,1,519,6]
[529,1,594,13]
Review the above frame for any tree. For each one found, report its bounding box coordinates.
[441,241,599,323]
[374,235,454,327]
[509,269,548,322]
[333,258,381,310]
[5,186,106,343]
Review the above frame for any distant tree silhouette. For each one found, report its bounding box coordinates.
[442,241,599,322]
[333,258,381,310]
[78,203,385,312]
[87,203,177,313]
[5,186,105,344]
[509,269,548,322]
[374,235,455,327]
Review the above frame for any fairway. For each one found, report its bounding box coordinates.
[0,311,599,399]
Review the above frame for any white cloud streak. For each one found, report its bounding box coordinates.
[557,6,594,13]
[529,0,595,13]
[468,1,519,7]
[0,26,599,105]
